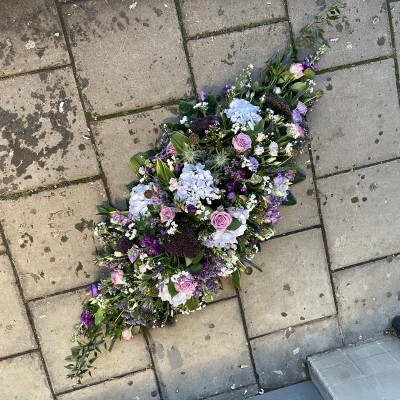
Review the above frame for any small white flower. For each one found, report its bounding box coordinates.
[254,145,264,155]
[256,133,266,142]
[285,143,293,155]
[269,141,279,157]
[180,115,188,124]
[273,86,282,94]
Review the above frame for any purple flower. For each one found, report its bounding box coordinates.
[210,211,232,231]
[88,283,99,297]
[227,192,236,201]
[160,205,176,223]
[174,164,181,173]
[232,133,252,153]
[263,208,281,224]
[292,101,307,124]
[226,181,236,192]
[248,156,259,173]
[128,247,139,263]
[186,204,196,213]
[174,272,197,295]
[110,210,131,226]
[80,310,94,327]
[222,85,231,96]
[199,90,206,101]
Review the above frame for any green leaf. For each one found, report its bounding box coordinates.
[179,100,197,119]
[96,201,115,216]
[156,159,174,189]
[168,280,178,297]
[227,217,242,231]
[204,93,217,115]
[132,326,141,335]
[304,68,315,79]
[291,82,308,92]
[130,154,145,175]
[282,191,297,206]
[187,263,203,274]
[293,168,306,184]
[231,270,241,289]
[94,309,105,326]
[248,120,265,140]
[190,248,205,265]
[185,257,193,267]
[171,131,190,155]
[186,297,199,311]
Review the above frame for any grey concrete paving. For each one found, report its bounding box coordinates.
[309,337,400,400]
[334,255,400,344]
[92,106,179,207]
[178,0,286,37]
[30,289,151,393]
[0,182,107,299]
[0,254,36,357]
[57,369,160,400]
[61,0,192,116]
[149,298,256,400]
[251,381,323,400]
[310,60,400,177]
[188,22,290,94]
[0,67,99,195]
[0,352,53,400]
[287,0,392,69]
[0,1,400,399]
[241,229,336,338]
[0,0,69,77]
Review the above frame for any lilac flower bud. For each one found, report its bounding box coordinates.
[89,283,99,297]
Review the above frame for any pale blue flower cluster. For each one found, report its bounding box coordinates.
[224,98,262,132]
[171,163,221,206]
[129,183,158,220]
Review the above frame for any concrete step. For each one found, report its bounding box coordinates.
[248,381,323,400]
[308,336,400,400]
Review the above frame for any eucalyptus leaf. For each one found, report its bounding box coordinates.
[282,191,297,206]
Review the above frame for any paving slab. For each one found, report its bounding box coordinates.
[92,106,179,207]
[61,0,192,116]
[30,289,151,393]
[251,317,342,389]
[275,153,320,235]
[0,182,107,300]
[309,59,400,177]
[333,256,400,343]
[252,381,323,400]
[0,254,36,357]
[57,369,160,400]
[393,2,400,59]
[0,0,69,77]
[178,0,285,37]
[0,352,53,400]
[188,22,290,94]
[287,0,392,69]
[240,229,336,338]
[206,384,260,400]
[0,67,99,195]
[318,160,400,269]
[149,298,256,400]
[0,235,5,254]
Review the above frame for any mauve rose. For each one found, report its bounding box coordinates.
[174,273,196,295]
[160,205,176,223]
[122,329,132,341]
[111,269,125,286]
[166,141,178,156]
[232,133,252,153]
[289,63,304,79]
[210,211,232,231]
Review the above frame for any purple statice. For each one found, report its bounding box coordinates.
[227,192,236,201]
[186,204,196,213]
[248,156,259,173]
[174,164,181,173]
[222,85,231,96]
[110,210,131,227]
[80,310,94,327]
[88,283,99,297]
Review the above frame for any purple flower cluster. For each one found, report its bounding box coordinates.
[139,235,162,256]
[110,210,131,226]
[80,310,94,327]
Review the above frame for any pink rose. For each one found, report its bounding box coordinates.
[174,273,196,295]
[232,133,252,153]
[210,211,232,231]
[166,141,178,156]
[111,269,125,286]
[294,124,305,138]
[122,329,132,341]
[160,205,176,223]
[289,63,304,79]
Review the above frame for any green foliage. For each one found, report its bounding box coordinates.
[155,159,175,190]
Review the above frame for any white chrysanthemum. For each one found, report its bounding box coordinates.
[224,98,262,132]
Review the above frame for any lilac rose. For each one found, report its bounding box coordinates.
[232,133,252,153]
[174,272,196,295]
[210,211,232,231]
[160,205,176,223]
[111,269,125,286]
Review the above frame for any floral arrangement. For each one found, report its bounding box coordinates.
[66,3,343,382]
